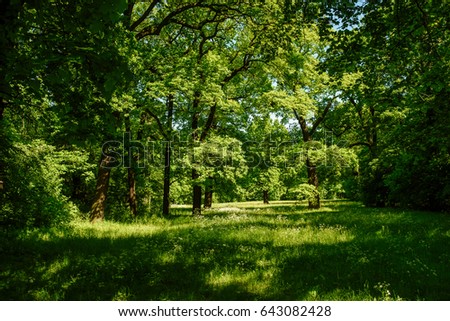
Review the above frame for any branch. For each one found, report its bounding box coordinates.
[170,18,203,31]
[136,2,202,39]
[171,9,225,32]
[144,108,167,139]
[129,0,159,31]
[222,54,252,84]
[169,176,183,186]
[310,99,333,136]
[198,20,220,60]
[292,108,302,124]
[324,123,353,138]
[124,1,135,27]
[349,99,364,119]
[200,103,217,142]
[412,0,441,59]
[223,30,260,75]
[293,108,311,142]
[166,26,185,45]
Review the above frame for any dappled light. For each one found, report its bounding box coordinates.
[0,0,449,304]
[1,201,449,301]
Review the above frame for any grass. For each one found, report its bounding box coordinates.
[1,200,449,301]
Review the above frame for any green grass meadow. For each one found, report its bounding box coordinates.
[1,201,449,301]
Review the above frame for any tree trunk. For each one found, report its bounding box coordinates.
[0,0,25,176]
[0,100,6,191]
[293,108,323,209]
[192,168,202,215]
[263,190,269,204]
[306,157,320,209]
[204,178,213,209]
[0,1,17,190]
[128,167,137,217]
[0,100,4,121]
[162,140,172,216]
[125,119,138,217]
[191,93,202,215]
[90,154,113,223]
[162,95,173,217]
[0,0,21,123]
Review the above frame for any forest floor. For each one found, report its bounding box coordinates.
[1,200,449,300]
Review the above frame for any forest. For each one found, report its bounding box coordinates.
[0,0,449,301]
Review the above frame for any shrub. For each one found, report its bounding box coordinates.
[0,140,90,228]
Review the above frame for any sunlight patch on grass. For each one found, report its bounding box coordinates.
[2,200,450,300]
[71,221,161,239]
[30,289,53,300]
[112,287,134,301]
[157,252,178,264]
[39,256,70,280]
[206,268,274,298]
[266,222,355,247]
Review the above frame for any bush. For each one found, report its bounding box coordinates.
[385,152,450,211]
[0,140,88,228]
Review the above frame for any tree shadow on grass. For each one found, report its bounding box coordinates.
[267,235,450,300]
[1,208,449,300]
[0,226,263,300]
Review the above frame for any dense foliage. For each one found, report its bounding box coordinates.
[0,0,448,228]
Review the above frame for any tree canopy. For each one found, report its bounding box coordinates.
[1,0,448,228]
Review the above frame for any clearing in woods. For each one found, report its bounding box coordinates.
[1,200,449,300]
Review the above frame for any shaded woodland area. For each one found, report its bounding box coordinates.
[0,0,449,228]
[2,201,450,300]
[1,1,450,303]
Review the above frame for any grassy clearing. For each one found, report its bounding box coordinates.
[1,200,449,300]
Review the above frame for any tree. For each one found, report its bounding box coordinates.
[263,25,340,209]
[242,115,287,204]
[123,1,270,216]
[0,0,135,226]
[326,0,450,210]
[193,134,247,207]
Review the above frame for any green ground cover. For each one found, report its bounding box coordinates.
[1,200,449,300]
